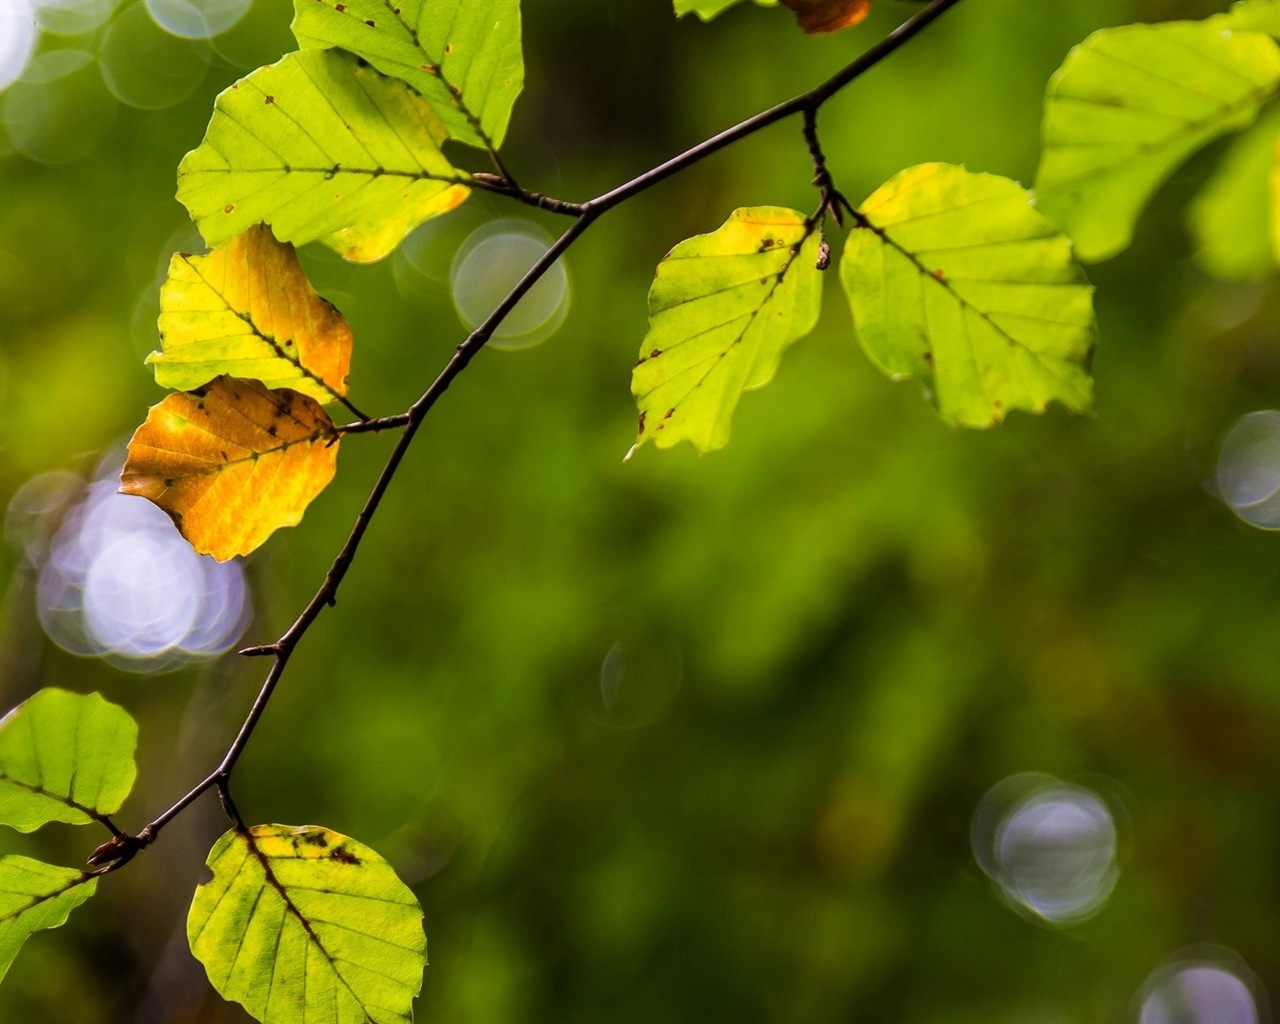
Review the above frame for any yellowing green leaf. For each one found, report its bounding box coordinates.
[120,376,340,561]
[177,48,470,264]
[0,857,97,984]
[630,206,823,454]
[1188,103,1280,280]
[150,225,353,405]
[842,163,1096,428]
[0,689,137,833]
[674,0,777,19]
[188,825,426,1024]
[1034,21,1280,262]
[779,0,871,33]
[291,0,523,152]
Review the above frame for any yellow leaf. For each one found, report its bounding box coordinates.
[779,0,871,33]
[120,376,339,561]
[149,225,353,406]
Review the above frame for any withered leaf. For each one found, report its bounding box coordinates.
[121,376,339,561]
[780,0,871,33]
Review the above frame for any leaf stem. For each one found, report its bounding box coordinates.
[124,0,964,855]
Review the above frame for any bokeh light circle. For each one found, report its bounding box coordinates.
[99,0,210,110]
[450,219,570,350]
[0,1,37,92]
[971,773,1120,925]
[34,0,117,36]
[2,49,117,164]
[145,0,251,39]
[1216,410,1280,529]
[1138,950,1265,1024]
[592,636,683,729]
[15,452,252,673]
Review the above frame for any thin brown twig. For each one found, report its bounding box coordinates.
[118,0,965,858]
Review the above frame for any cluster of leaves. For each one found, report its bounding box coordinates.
[0,688,426,1022]
[634,0,1280,453]
[10,0,1280,1021]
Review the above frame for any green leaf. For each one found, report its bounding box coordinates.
[0,857,97,984]
[177,48,470,265]
[841,163,1096,428]
[0,689,137,833]
[674,0,778,20]
[1034,20,1280,262]
[1188,102,1280,280]
[150,225,354,405]
[188,825,426,1024]
[291,0,523,152]
[630,206,823,454]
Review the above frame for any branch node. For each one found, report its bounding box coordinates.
[239,643,281,658]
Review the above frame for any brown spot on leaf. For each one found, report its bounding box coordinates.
[329,846,360,865]
[264,95,274,105]
[932,268,946,281]
[334,2,345,9]
[365,18,375,26]
[302,831,329,847]
[650,349,662,359]
[637,411,647,434]
[224,204,235,214]
[664,409,675,420]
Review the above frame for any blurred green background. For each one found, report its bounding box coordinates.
[3,0,1280,1020]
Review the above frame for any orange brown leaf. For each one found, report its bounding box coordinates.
[120,376,339,561]
[779,0,871,33]
[149,224,353,406]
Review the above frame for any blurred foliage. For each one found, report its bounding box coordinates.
[3,0,1280,1021]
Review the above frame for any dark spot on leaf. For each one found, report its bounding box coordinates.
[330,846,360,865]
[302,831,329,847]
[444,43,453,54]
[264,95,275,105]
[664,409,675,420]
[283,164,291,173]
[758,236,776,251]
[420,63,438,74]
[932,268,946,281]
[224,204,234,214]
[355,56,368,68]
[219,450,227,460]
[921,352,932,363]
[163,477,175,487]
[365,18,375,26]
[637,411,647,434]
[335,2,345,10]
[196,401,206,410]
[268,425,278,437]
[373,167,385,176]
[650,349,662,359]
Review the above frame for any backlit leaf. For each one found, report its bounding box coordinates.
[779,0,871,33]
[177,48,470,264]
[120,376,340,561]
[188,825,426,1024]
[1188,103,1280,280]
[0,689,137,833]
[630,206,823,454]
[673,0,777,20]
[0,857,97,984]
[1212,0,1280,37]
[842,163,1096,428]
[1034,21,1280,262]
[291,0,523,152]
[150,226,354,405]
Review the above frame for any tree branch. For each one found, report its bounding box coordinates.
[123,0,964,855]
